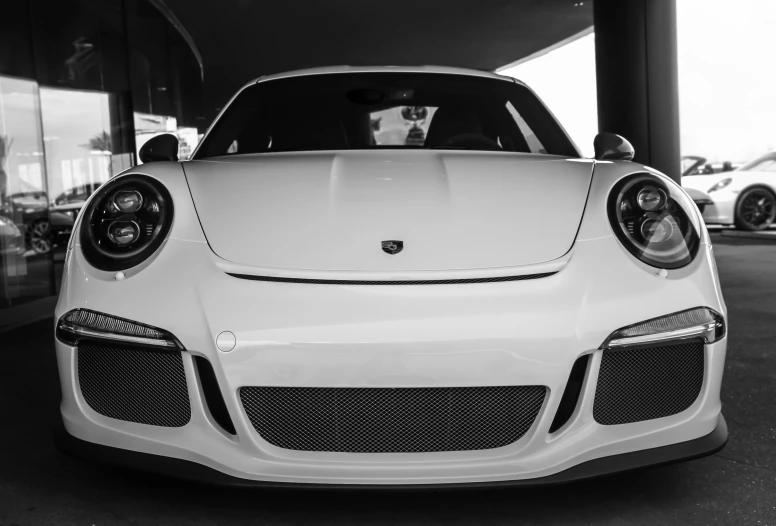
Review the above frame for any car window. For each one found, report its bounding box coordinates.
[506,101,546,154]
[194,73,579,159]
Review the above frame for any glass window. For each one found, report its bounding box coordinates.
[195,73,580,159]
[125,0,206,148]
[1,0,205,314]
[40,88,114,208]
[0,0,35,79]
[0,75,53,309]
[506,101,546,154]
[29,0,137,295]
[681,156,704,176]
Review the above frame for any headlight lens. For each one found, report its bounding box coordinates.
[113,189,143,213]
[636,185,667,211]
[79,174,174,271]
[608,173,701,269]
[708,178,732,193]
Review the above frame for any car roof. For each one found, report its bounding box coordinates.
[248,65,523,87]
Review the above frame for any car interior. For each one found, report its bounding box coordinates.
[195,74,580,159]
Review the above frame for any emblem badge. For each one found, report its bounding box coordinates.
[381,240,403,255]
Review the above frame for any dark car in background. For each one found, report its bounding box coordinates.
[0,213,24,258]
[49,183,103,251]
[2,190,50,254]
[53,183,103,206]
[1,182,102,255]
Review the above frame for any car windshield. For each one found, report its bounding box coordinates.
[194,72,580,159]
[681,156,705,176]
[739,152,776,172]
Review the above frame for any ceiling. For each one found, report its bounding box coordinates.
[162,0,593,111]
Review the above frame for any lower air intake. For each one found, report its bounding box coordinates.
[240,385,546,453]
[77,341,191,427]
[593,340,704,425]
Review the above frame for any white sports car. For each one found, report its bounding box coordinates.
[54,66,727,487]
[683,151,776,230]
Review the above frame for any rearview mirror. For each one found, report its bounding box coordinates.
[594,133,634,161]
[139,134,179,163]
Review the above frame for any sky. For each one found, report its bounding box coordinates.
[500,0,776,163]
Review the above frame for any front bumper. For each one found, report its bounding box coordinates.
[55,232,727,485]
[54,413,727,488]
[700,190,737,224]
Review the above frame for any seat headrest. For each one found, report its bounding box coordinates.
[425,106,483,147]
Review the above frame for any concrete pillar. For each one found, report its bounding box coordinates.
[593,0,681,182]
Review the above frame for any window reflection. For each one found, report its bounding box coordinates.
[40,88,115,215]
[39,87,128,292]
[370,106,438,146]
[1,0,205,317]
[0,75,53,308]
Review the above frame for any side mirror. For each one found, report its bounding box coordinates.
[139,134,179,163]
[594,132,634,161]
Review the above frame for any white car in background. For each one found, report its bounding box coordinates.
[683,151,776,231]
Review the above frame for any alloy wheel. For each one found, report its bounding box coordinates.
[27,219,52,254]
[736,189,776,231]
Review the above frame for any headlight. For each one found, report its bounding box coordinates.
[601,307,725,348]
[79,174,174,271]
[113,189,143,212]
[56,308,181,349]
[608,173,701,269]
[708,178,732,193]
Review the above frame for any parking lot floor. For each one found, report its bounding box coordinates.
[0,232,774,525]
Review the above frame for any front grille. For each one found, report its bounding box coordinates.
[77,341,191,427]
[593,340,704,425]
[240,386,546,453]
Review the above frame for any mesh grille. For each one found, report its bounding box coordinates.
[77,341,191,427]
[240,386,546,453]
[593,341,704,425]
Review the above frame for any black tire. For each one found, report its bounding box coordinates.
[734,186,776,231]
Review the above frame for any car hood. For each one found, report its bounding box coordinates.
[183,151,594,272]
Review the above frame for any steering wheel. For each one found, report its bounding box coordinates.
[442,133,503,151]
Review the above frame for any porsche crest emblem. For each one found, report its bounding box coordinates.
[381,240,403,255]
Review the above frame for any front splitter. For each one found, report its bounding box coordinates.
[53,414,727,490]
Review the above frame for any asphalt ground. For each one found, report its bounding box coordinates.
[1,232,774,525]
